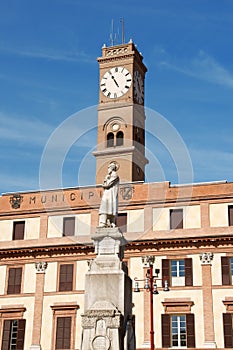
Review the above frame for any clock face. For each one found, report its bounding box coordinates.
[100,66,132,99]
[134,71,144,104]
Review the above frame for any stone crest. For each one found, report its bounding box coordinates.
[10,194,23,209]
[120,185,134,200]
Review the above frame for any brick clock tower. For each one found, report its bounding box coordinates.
[93,40,148,184]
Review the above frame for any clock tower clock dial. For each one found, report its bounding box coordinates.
[94,41,148,184]
[100,66,132,99]
[134,70,144,104]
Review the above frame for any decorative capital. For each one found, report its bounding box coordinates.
[35,262,48,274]
[142,255,155,268]
[199,252,214,265]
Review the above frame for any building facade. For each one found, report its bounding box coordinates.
[0,42,233,350]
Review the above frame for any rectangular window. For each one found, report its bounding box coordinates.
[170,209,183,229]
[55,317,71,349]
[59,264,74,292]
[228,206,233,226]
[171,315,187,347]
[116,213,127,232]
[7,267,22,294]
[162,314,195,348]
[63,217,75,236]
[223,313,233,348]
[12,221,25,240]
[162,259,193,287]
[1,319,26,350]
[171,260,185,277]
[221,257,233,285]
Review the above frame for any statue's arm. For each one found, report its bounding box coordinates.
[102,174,119,189]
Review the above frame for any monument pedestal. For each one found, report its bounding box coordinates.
[80,228,135,350]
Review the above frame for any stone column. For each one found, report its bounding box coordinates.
[30,262,48,350]
[199,253,216,348]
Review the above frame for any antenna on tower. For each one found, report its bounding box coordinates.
[110,19,116,46]
[120,18,125,44]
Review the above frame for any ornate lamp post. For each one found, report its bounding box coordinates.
[134,256,169,350]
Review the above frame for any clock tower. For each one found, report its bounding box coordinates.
[93,40,148,184]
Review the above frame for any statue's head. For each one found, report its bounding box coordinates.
[108,161,119,172]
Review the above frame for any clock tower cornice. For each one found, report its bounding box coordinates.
[97,42,147,73]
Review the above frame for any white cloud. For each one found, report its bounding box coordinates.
[0,44,93,63]
[0,111,53,146]
[160,51,233,88]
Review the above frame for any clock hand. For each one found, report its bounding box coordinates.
[110,73,119,87]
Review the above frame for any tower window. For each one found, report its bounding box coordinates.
[116,131,124,146]
[107,132,114,147]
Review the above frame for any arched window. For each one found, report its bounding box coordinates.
[116,131,124,146]
[107,132,114,147]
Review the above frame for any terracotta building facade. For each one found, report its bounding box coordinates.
[0,42,233,350]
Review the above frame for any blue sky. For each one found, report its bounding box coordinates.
[1,0,233,194]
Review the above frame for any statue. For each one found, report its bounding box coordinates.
[98,162,119,228]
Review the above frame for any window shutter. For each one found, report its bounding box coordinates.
[7,267,22,294]
[1,320,11,350]
[228,206,233,226]
[162,259,170,287]
[170,209,183,229]
[161,314,170,348]
[59,264,74,291]
[223,313,233,348]
[13,221,25,240]
[63,217,75,236]
[186,313,195,348]
[116,213,127,232]
[16,319,26,350]
[55,317,71,349]
[185,258,193,286]
[221,257,230,285]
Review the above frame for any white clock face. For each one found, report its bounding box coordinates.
[134,71,144,104]
[100,66,132,99]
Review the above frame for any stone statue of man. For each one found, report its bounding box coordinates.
[98,162,119,228]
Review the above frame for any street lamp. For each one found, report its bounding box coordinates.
[134,256,169,350]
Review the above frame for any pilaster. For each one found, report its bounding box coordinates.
[30,262,48,350]
[199,253,216,348]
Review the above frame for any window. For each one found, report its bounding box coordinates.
[116,131,124,146]
[162,314,195,348]
[107,132,114,147]
[55,317,72,349]
[63,217,75,236]
[162,259,193,287]
[59,264,74,292]
[171,260,185,277]
[221,257,233,285]
[116,213,127,232]
[7,267,22,294]
[172,315,187,347]
[1,319,26,350]
[223,313,233,348]
[170,209,183,229]
[228,206,233,226]
[12,221,25,240]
